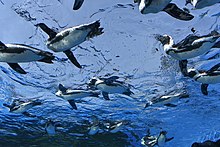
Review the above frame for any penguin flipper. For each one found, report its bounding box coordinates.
[68,100,77,110]
[73,0,84,10]
[201,84,209,95]
[36,23,57,39]
[179,60,188,76]
[63,50,82,68]
[163,3,194,21]
[164,103,177,107]
[22,112,36,117]
[102,92,110,100]
[166,137,174,142]
[7,63,27,74]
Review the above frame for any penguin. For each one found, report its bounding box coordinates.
[191,139,220,147]
[0,41,55,74]
[45,119,62,136]
[141,129,174,147]
[88,116,100,135]
[3,99,42,117]
[135,0,194,21]
[36,20,104,68]
[185,0,220,9]
[73,0,84,10]
[145,91,189,108]
[55,84,100,110]
[156,30,220,76]
[104,121,127,133]
[88,76,134,100]
[188,63,220,95]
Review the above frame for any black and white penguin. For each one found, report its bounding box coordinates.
[188,63,220,95]
[145,91,189,108]
[88,76,134,100]
[88,116,100,135]
[104,121,127,133]
[36,20,104,68]
[135,0,194,21]
[156,30,220,76]
[0,41,55,74]
[73,0,84,10]
[185,0,220,9]
[45,119,62,136]
[141,129,174,147]
[3,99,42,116]
[55,84,100,110]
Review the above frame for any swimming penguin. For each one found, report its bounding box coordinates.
[185,0,220,9]
[135,0,194,21]
[3,99,42,117]
[45,119,62,136]
[73,0,84,10]
[36,20,104,68]
[188,63,220,95]
[191,139,220,147]
[141,129,174,147]
[88,116,100,135]
[145,91,189,108]
[55,84,100,110]
[88,76,134,100]
[104,121,127,133]
[0,41,55,74]
[156,30,220,76]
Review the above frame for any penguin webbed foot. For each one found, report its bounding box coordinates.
[7,63,27,74]
[201,84,209,95]
[63,50,82,68]
[163,3,194,21]
[73,0,84,10]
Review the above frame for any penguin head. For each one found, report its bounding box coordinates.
[160,131,167,136]
[139,0,152,14]
[88,77,99,87]
[185,0,198,7]
[187,68,198,78]
[155,34,172,46]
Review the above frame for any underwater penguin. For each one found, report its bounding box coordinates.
[73,0,84,10]
[3,99,42,117]
[104,121,128,133]
[135,0,194,21]
[36,20,104,68]
[188,63,220,95]
[185,0,220,9]
[88,76,133,100]
[156,30,220,76]
[0,41,55,74]
[55,84,100,110]
[141,129,174,147]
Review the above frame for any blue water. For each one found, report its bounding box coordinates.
[0,0,220,146]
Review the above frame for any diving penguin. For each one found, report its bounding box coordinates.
[55,84,100,110]
[88,76,134,100]
[0,41,55,74]
[36,20,104,68]
[185,0,220,9]
[73,0,84,10]
[188,63,220,95]
[156,30,220,76]
[3,99,42,117]
[134,0,194,21]
[141,129,174,147]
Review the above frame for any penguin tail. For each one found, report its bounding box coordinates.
[38,52,55,64]
[32,100,42,106]
[87,20,104,39]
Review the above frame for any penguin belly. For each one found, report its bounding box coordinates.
[97,84,127,94]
